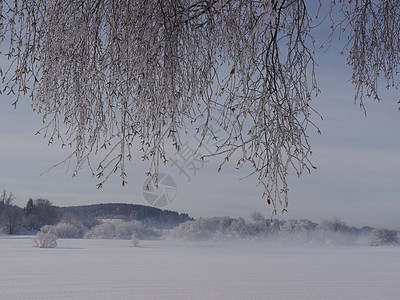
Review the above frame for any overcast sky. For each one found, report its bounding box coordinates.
[1,8,399,230]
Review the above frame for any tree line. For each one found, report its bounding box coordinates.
[0,189,193,235]
[172,214,399,246]
[0,190,61,234]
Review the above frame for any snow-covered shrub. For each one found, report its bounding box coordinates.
[318,218,355,233]
[84,219,162,240]
[173,219,205,240]
[255,219,315,245]
[247,213,272,236]
[250,211,266,223]
[228,217,249,238]
[54,222,87,238]
[316,218,359,245]
[173,215,273,241]
[172,218,210,240]
[280,219,316,234]
[36,221,88,238]
[173,217,242,241]
[33,231,58,248]
[370,228,399,246]
[131,234,139,247]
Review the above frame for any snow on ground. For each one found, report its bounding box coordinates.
[0,236,399,300]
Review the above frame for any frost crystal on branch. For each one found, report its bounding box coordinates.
[1,1,398,214]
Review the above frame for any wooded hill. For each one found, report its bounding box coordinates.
[55,203,193,229]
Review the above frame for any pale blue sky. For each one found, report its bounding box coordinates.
[0,7,399,229]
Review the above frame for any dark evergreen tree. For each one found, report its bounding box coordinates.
[24,199,58,231]
[25,198,35,215]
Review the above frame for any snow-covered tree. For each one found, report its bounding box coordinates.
[0,190,23,234]
[42,222,87,238]
[370,228,399,246]
[318,218,356,234]
[280,218,316,234]
[131,234,139,247]
[84,219,161,240]
[1,1,399,213]
[33,228,58,248]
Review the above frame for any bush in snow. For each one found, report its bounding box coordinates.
[84,219,162,240]
[279,219,316,234]
[33,230,58,248]
[173,216,240,240]
[172,214,273,241]
[370,228,399,246]
[40,222,87,238]
[247,212,273,235]
[318,218,356,234]
[131,234,139,247]
[275,219,317,243]
[316,218,359,245]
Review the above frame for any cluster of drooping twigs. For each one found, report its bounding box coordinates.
[0,1,398,214]
[326,0,400,110]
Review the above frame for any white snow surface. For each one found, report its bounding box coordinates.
[0,236,399,300]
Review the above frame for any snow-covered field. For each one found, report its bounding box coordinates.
[0,236,399,300]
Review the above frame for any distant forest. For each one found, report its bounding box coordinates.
[55,203,193,229]
[0,189,193,235]
[1,190,399,247]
